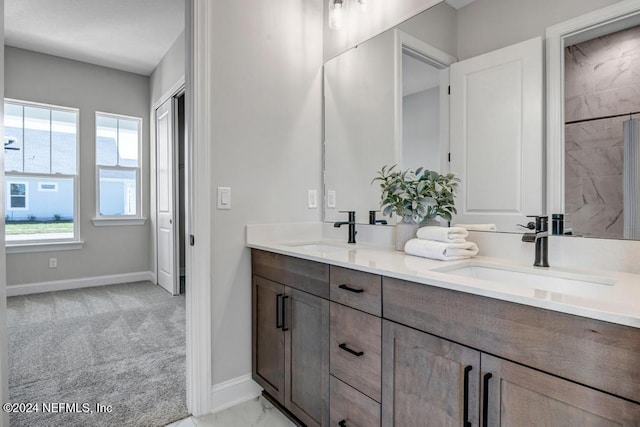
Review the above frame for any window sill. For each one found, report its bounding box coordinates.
[92,217,147,227]
[6,240,85,254]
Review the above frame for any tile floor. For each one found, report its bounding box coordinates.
[167,396,296,427]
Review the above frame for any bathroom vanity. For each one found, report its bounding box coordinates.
[250,241,640,426]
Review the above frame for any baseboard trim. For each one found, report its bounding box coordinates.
[7,271,156,297]
[210,374,262,414]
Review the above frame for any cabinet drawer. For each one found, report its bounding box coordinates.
[330,302,382,402]
[330,376,380,427]
[251,249,329,299]
[330,266,381,316]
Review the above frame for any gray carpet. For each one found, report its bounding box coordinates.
[7,281,190,427]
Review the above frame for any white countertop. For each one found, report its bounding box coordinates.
[247,238,640,329]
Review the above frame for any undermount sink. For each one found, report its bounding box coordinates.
[433,262,615,297]
[287,242,351,253]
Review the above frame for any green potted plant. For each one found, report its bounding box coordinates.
[372,165,459,249]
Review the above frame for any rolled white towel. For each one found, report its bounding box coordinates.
[455,223,497,232]
[417,226,469,243]
[404,238,479,261]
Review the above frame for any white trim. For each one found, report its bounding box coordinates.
[153,76,187,111]
[6,240,84,254]
[91,217,147,226]
[186,0,213,417]
[546,0,640,215]
[6,271,155,296]
[210,375,262,414]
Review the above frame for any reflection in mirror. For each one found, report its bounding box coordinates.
[324,4,456,225]
[562,15,640,240]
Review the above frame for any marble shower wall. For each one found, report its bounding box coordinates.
[564,26,640,239]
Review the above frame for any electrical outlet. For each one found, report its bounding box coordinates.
[308,190,318,209]
[327,190,336,208]
[49,258,57,269]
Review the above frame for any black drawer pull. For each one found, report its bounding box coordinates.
[463,365,472,427]
[275,294,283,329]
[282,295,289,332]
[338,284,364,293]
[483,373,493,427]
[338,420,347,427]
[339,343,364,357]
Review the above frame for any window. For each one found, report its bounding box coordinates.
[9,182,28,209]
[4,100,78,244]
[95,113,141,219]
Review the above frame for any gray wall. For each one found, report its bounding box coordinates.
[457,0,621,59]
[403,87,440,173]
[150,31,185,106]
[5,47,151,286]
[207,0,324,384]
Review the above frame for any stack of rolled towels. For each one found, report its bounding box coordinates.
[404,226,479,261]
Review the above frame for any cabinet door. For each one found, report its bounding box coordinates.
[284,287,330,427]
[382,320,480,427]
[252,276,285,403]
[482,354,640,426]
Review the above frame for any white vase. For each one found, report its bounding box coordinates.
[395,222,418,251]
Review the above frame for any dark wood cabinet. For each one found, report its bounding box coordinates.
[252,276,286,402]
[382,320,480,427]
[253,249,640,426]
[482,354,640,427]
[252,250,330,427]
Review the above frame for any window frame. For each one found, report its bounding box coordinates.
[7,181,28,210]
[94,111,144,225]
[4,99,82,250]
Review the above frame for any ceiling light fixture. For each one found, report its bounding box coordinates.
[328,0,345,30]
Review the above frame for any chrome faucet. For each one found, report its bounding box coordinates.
[521,215,549,267]
[334,210,357,244]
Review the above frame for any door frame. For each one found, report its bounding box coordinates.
[546,0,640,215]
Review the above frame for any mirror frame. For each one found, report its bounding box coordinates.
[546,0,640,215]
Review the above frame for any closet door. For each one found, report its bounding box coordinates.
[450,37,543,232]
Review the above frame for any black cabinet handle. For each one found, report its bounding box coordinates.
[338,284,364,293]
[338,420,347,427]
[482,373,493,427]
[282,296,289,332]
[275,294,283,329]
[339,343,364,357]
[463,366,472,427]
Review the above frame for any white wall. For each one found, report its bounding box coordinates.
[324,0,443,60]
[397,1,458,59]
[403,87,440,172]
[457,0,621,59]
[4,47,151,286]
[207,0,324,384]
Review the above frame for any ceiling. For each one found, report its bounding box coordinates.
[4,0,185,76]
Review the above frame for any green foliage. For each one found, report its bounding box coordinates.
[372,165,460,224]
[28,215,37,222]
[53,214,62,222]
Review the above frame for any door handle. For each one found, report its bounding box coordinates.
[482,373,493,427]
[275,294,283,329]
[282,296,289,332]
[463,366,472,427]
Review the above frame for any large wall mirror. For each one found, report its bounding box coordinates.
[323,0,640,241]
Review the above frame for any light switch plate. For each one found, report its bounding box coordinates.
[217,187,231,210]
[327,190,336,208]
[308,190,318,209]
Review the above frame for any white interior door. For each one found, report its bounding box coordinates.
[450,37,544,232]
[156,98,178,295]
